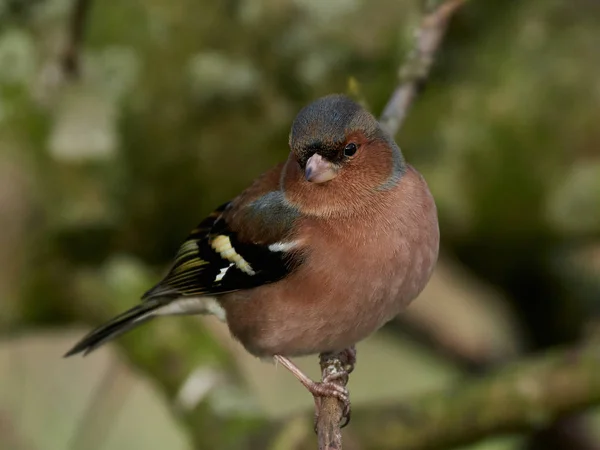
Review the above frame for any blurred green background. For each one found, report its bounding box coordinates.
[1,0,600,449]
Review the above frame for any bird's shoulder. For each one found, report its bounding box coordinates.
[224,162,301,244]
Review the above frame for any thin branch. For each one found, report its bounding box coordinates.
[316,353,351,450]
[61,0,93,79]
[350,340,600,450]
[379,0,467,137]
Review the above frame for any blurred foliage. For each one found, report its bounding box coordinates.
[1,0,599,449]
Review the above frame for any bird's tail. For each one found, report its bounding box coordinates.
[64,299,163,357]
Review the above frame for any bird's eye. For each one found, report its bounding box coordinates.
[343,143,358,157]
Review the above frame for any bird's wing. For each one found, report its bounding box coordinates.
[142,164,303,300]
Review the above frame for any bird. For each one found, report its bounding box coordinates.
[65,94,439,423]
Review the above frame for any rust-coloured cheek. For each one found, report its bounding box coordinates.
[305,154,338,183]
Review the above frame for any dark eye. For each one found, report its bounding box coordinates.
[343,143,358,157]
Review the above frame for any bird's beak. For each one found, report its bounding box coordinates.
[305,154,338,183]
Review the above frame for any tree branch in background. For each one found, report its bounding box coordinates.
[380,0,467,137]
[350,340,600,450]
[61,0,93,79]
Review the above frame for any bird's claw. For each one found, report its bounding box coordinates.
[307,379,349,403]
[309,377,352,431]
[272,353,353,430]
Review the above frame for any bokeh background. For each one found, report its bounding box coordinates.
[1,0,600,449]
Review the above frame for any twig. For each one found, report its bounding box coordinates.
[61,0,93,79]
[379,0,467,137]
[317,353,351,450]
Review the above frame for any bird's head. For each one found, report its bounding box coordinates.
[283,94,405,217]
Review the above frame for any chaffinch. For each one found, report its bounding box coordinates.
[66,94,439,420]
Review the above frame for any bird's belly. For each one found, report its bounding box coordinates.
[221,241,436,357]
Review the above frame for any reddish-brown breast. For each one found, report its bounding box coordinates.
[220,165,439,357]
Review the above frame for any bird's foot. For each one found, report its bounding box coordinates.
[306,374,350,403]
[317,349,355,427]
[311,371,352,429]
[274,355,351,428]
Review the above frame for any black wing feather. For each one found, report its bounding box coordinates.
[65,196,301,358]
[142,201,299,300]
